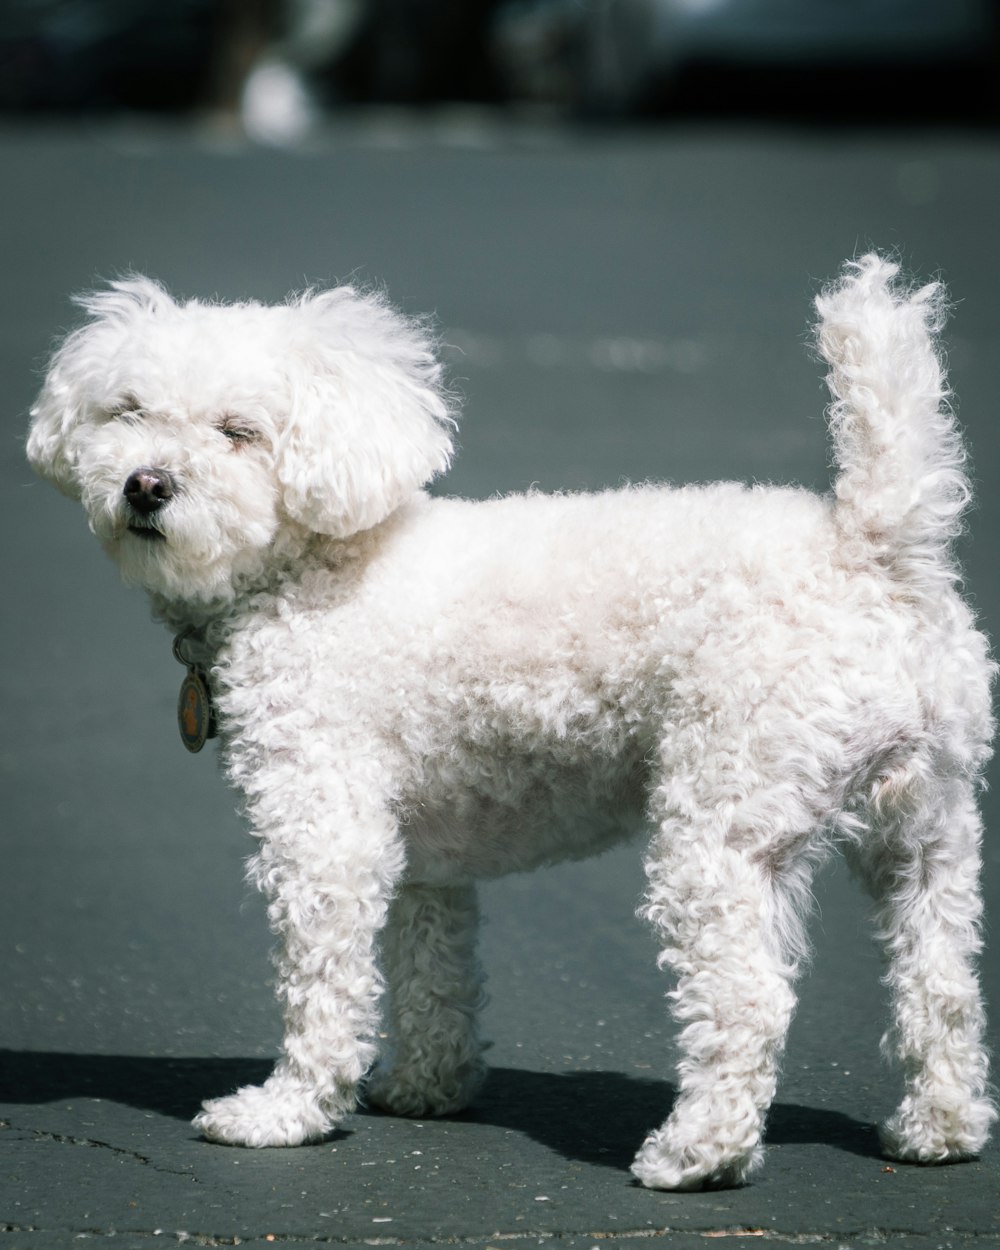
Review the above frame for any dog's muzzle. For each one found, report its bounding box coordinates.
[123,466,174,540]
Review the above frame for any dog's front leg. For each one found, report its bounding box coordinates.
[194,792,405,1148]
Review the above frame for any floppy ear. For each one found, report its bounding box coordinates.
[26,362,86,498]
[27,276,178,498]
[277,286,457,538]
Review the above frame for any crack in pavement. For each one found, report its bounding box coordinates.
[1,1118,197,1180]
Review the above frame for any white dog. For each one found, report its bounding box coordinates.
[27,256,995,1190]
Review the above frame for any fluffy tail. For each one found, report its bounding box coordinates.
[815,254,971,595]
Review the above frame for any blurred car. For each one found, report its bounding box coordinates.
[0,0,218,112]
[493,0,999,116]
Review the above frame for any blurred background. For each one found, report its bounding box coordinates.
[0,0,997,140]
[4,2,1000,1241]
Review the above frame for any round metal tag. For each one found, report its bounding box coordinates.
[178,668,214,753]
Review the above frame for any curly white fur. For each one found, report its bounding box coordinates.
[27,255,995,1189]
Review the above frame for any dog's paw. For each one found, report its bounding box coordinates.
[366,1059,485,1118]
[194,1080,332,1148]
[630,1125,762,1191]
[880,1094,997,1164]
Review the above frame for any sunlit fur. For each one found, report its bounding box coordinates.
[28,256,994,1189]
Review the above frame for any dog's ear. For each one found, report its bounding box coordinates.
[26,365,86,498]
[277,286,456,538]
[27,276,178,498]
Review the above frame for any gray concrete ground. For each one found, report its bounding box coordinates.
[2,116,999,1249]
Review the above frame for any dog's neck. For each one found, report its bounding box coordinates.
[147,503,415,645]
[148,536,327,643]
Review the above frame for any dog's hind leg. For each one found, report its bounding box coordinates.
[632,784,807,1191]
[367,882,487,1117]
[849,774,995,1163]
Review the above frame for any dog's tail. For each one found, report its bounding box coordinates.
[815,254,971,596]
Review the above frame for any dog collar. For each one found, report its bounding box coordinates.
[173,628,217,753]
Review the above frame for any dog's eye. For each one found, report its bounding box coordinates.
[108,394,143,420]
[218,416,258,447]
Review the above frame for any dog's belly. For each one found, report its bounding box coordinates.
[399,747,649,885]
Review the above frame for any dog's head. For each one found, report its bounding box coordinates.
[27,277,456,603]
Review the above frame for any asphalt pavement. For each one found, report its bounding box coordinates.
[2,112,999,1249]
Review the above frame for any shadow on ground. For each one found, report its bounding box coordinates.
[0,1049,274,1121]
[0,1050,882,1169]
[463,1066,882,1169]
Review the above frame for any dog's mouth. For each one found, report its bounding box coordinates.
[126,520,167,542]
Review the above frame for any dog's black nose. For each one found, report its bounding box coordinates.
[124,467,175,515]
